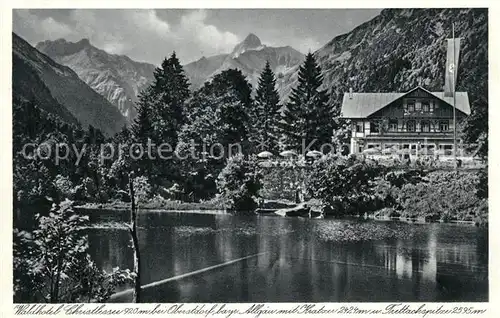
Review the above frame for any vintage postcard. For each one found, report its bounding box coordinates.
[3,0,496,316]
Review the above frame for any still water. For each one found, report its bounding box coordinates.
[87,211,488,302]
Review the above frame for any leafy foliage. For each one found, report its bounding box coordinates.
[174,69,255,201]
[260,165,308,202]
[217,155,262,213]
[392,171,484,221]
[463,85,488,161]
[304,154,486,222]
[13,98,115,226]
[13,199,133,302]
[132,175,152,205]
[306,155,382,207]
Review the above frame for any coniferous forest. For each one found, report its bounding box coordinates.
[14,52,343,216]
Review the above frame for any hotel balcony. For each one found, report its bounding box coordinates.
[364,130,455,139]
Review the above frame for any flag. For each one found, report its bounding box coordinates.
[444,38,461,97]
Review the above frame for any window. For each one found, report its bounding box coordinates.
[407,100,415,112]
[421,121,430,132]
[367,143,380,149]
[422,101,430,112]
[422,144,436,156]
[441,144,453,156]
[410,144,418,154]
[439,120,449,132]
[370,121,379,133]
[406,120,416,132]
[384,143,398,149]
[355,121,363,133]
[389,120,398,131]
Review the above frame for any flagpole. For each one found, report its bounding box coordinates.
[452,22,457,172]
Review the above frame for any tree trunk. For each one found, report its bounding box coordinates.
[128,174,141,303]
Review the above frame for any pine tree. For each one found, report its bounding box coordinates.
[132,88,154,143]
[252,61,281,153]
[280,53,332,152]
[149,52,190,146]
[130,52,191,186]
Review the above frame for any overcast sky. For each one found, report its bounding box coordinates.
[13,9,381,65]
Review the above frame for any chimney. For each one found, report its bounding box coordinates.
[349,87,353,99]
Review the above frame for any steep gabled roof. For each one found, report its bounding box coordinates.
[341,86,471,118]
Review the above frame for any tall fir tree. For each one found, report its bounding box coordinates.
[251,61,281,153]
[130,52,191,185]
[280,53,332,152]
[132,87,154,144]
[149,51,190,146]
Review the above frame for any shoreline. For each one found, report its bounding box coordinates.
[76,202,482,227]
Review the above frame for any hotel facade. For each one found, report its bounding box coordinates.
[340,86,470,159]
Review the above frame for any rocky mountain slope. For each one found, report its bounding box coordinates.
[13,33,126,136]
[36,38,156,122]
[279,8,488,113]
[184,33,304,90]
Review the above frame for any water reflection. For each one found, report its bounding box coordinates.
[87,212,488,302]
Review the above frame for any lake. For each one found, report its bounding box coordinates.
[87,211,488,302]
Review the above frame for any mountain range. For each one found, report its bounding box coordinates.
[12,33,126,136]
[36,38,155,123]
[35,33,304,121]
[183,33,304,90]
[14,8,487,136]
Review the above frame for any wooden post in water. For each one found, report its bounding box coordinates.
[128,172,141,303]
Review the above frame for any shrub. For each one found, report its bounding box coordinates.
[260,165,306,201]
[306,154,383,212]
[217,154,262,213]
[389,170,484,220]
[132,175,152,205]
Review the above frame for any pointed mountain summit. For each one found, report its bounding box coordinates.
[184,33,304,90]
[230,33,265,58]
[242,33,262,47]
